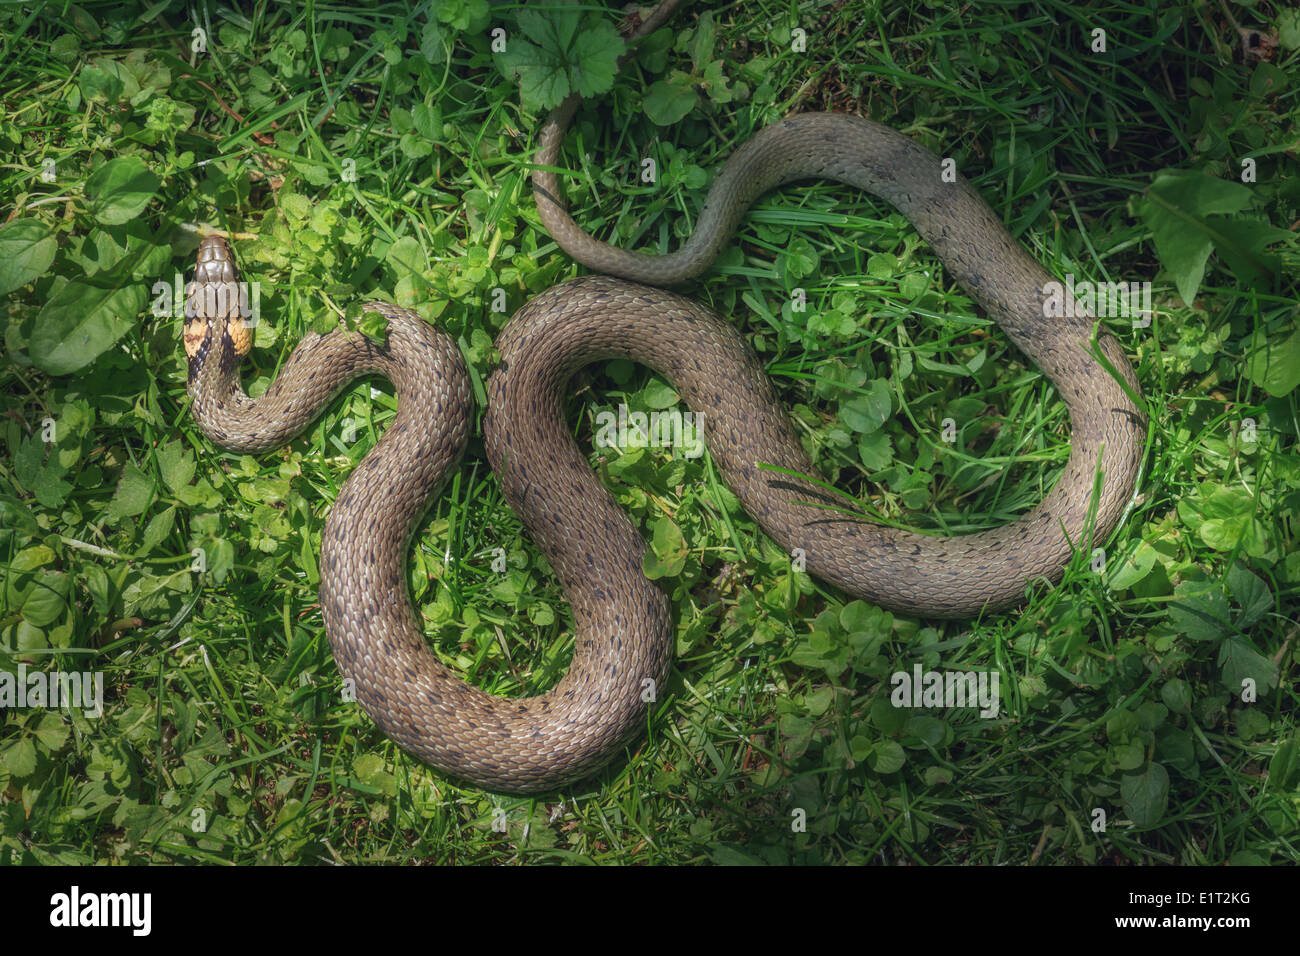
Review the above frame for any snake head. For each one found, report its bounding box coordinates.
[184,235,254,383]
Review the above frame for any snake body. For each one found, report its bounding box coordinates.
[186,94,1144,794]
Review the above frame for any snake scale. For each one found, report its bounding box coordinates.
[185,14,1144,794]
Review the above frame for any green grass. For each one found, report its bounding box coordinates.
[1,0,1297,864]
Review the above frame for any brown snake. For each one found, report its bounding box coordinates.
[185,11,1144,793]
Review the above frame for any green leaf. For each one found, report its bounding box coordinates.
[83,563,112,617]
[1121,761,1170,826]
[1156,727,1197,777]
[399,133,433,160]
[839,601,876,633]
[33,474,73,510]
[14,620,48,653]
[805,686,835,716]
[411,103,441,140]
[157,441,196,494]
[32,713,69,751]
[867,252,899,279]
[1234,707,1270,740]
[13,434,46,489]
[1113,741,1144,770]
[1160,678,1192,714]
[639,380,679,410]
[2,739,37,778]
[868,740,906,774]
[526,602,555,626]
[495,6,626,113]
[1166,580,1232,642]
[905,715,946,747]
[84,156,161,225]
[385,235,428,278]
[643,76,698,126]
[568,18,623,98]
[1226,562,1271,626]
[78,58,128,105]
[351,753,397,796]
[857,430,893,469]
[1107,539,1157,591]
[839,379,892,434]
[1244,327,1300,398]
[1269,736,1299,791]
[11,546,47,579]
[1278,8,1300,48]
[141,506,176,555]
[207,538,236,583]
[419,19,450,64]
[778,713,813,760]
[1182,485,1256,553]
[5,546,54,618]
[437,0,489,31]
[1218,636,1278,696]
[0,219,58,295]
[1209,218,1287,289]
[1106,709,1139,743]
[777,236,819,281]
[690,10,717,69]
[870,696,907,735]
[1139,170,1254,305]
[20,570,69,627]
[642,516,686,579]
[12,433,73,508]
[518,7,580,52]
[790,621,850,677]
[504,49,571,112]
[700,59,735,104]
[29,277,146,375]
[106,462,155,522]
[0,495,41,547]
[351,754,379,785]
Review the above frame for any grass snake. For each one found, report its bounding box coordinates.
[185,20,1144,794]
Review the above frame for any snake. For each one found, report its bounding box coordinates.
[184,11,1144,794]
